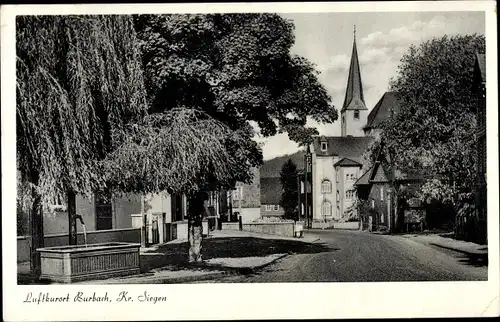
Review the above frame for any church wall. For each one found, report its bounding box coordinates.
[342,109,369,137]
[364,128,382,139]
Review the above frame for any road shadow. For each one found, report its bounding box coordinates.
[456,253,488,267]
[140,237,333,273]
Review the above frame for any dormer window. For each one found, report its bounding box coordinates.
[354,110,360,120]
[321,142,327,152]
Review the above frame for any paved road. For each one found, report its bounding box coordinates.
[205,230,487,283]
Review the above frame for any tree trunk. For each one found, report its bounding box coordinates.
[30,186,43,278]
[187,193,205,263]
[140,194,147,248]
[68,190,77,245]
[188,219,203,263]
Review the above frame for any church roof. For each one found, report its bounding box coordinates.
[354,166,373,186]
[334,157,362,167]
[260,177,283,204]
[370,161,392,183]
[364,92,401,130]
[341,30,367,112]
[313,136,373,159]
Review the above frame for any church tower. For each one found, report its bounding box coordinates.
[341,26,368,137]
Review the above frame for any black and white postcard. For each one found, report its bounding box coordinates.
[2,1,498,320]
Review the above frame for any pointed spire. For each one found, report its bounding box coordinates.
[341,25,367,112]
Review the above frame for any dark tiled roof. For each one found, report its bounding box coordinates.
[260,151,304,178]
[313,136,373,159]
[260,177,283,204]
[364,92,401,130]
[370,162,391,183]
[354,166,372,186]
[341,35,367,112]
[476,53,486,83]
[334,157,362,167]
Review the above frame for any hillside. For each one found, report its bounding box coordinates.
[260,150,305,178]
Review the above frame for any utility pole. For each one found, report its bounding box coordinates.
[297,174,301,221]
[304,147,311,229]
[238,186,242,218]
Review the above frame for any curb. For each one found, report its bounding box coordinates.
[243,253,288,274]
[205,253,289,275]
[105,254,290,284]
[109,271,230,284]
[429,243,488,258]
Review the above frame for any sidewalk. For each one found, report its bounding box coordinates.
[19,229,325,284]
[400,233,488,257]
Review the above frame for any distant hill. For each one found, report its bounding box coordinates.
[260,150,305,178]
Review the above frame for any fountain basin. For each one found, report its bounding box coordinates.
[37,242,141,283]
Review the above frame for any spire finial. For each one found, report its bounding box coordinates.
[354,25,356,40]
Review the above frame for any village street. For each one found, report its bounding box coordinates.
[203,230,488,283]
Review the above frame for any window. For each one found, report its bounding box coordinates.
[380,187,384,201]
[321,180,332,193]
[337,190,340,201]
[95,189,112,230]
[371,199,375,209]
[300,181,305,194]
[265,205,273,211]
[232,187,243,201]
[346,174,349,181]
[381,213,384,224]
[322,201,332,217]
[50,195,67,212]
[273,205,280,211]
[346,190,353,200]
[354,110,360,120]
[321,142,327,152]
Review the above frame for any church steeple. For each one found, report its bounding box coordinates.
[341,25,367,112]
[341,26,368,137]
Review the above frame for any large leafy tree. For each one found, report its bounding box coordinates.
[378,34,485,212]
[133,13,336,150]
[16,15,148,275]
[133,13,336,260]
[279,159,299,219]
[16,15,254,273]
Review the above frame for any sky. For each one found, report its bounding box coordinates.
[255,11,485,160]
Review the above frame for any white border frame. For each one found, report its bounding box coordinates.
[2,2,498,320]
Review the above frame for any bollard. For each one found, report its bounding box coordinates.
[238,215,243,231]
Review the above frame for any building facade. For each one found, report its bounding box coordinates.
[298,30,373,227]
[260,177,285,218]
[232,167,262,223]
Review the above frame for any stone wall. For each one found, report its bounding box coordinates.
[17,228,141,262]
[222,221,295,238]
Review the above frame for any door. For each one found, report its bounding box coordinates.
[95,189,112,230]
[171,194,184,222]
